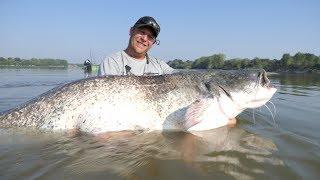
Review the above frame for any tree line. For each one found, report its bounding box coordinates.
[167,52,320,72]
[1,52,320,71]
[0,57,68,67]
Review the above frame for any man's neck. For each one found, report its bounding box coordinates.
[124,48,145,60]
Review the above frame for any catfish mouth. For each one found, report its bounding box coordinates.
[257,69,273,88]
[216,69,276,105]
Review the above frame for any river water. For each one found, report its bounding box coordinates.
[0,68,319,179]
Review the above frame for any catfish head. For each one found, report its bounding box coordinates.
[185,69,277,131]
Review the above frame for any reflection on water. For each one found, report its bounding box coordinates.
[275,73,320,87]
[0,69,320,179]
[0,127,283,179]
[271,73,320,96]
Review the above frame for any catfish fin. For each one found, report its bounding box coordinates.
[177,99,211,130]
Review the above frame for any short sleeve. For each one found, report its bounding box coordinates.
[98,56,123,76]
[158,60,176,74]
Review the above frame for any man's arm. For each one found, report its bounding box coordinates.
[158,60,178,74]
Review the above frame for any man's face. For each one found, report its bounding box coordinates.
[129,27,156,56]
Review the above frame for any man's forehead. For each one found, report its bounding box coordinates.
[134,26,156,36]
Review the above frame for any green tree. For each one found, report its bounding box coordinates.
[281,53,293,70]
[192,53,226,69]
[167,59,192,69]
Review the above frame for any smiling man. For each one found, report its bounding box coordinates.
[98,16,175,76]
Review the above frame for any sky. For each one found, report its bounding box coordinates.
[0,0,319,63]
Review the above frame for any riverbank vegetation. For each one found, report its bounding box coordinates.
[168,52,320,72]
[0,57,68,68]
[1,52,319,72]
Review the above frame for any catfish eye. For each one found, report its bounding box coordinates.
[204,82,211,91]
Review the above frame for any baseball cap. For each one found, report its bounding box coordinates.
[133,16,160,38]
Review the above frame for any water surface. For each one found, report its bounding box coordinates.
[0,69,319,179]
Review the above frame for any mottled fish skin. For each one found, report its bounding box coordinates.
[0,69,276,133]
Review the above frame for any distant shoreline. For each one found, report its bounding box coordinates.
[1,65,319,74]
[0,65,68,68]
[0,64,98,68]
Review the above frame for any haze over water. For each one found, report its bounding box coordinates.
[0,68,319,179]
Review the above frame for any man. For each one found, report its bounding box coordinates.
[98,16,175,76]
[83,59,92,73]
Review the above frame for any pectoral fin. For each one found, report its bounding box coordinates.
[178,99,211,130]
